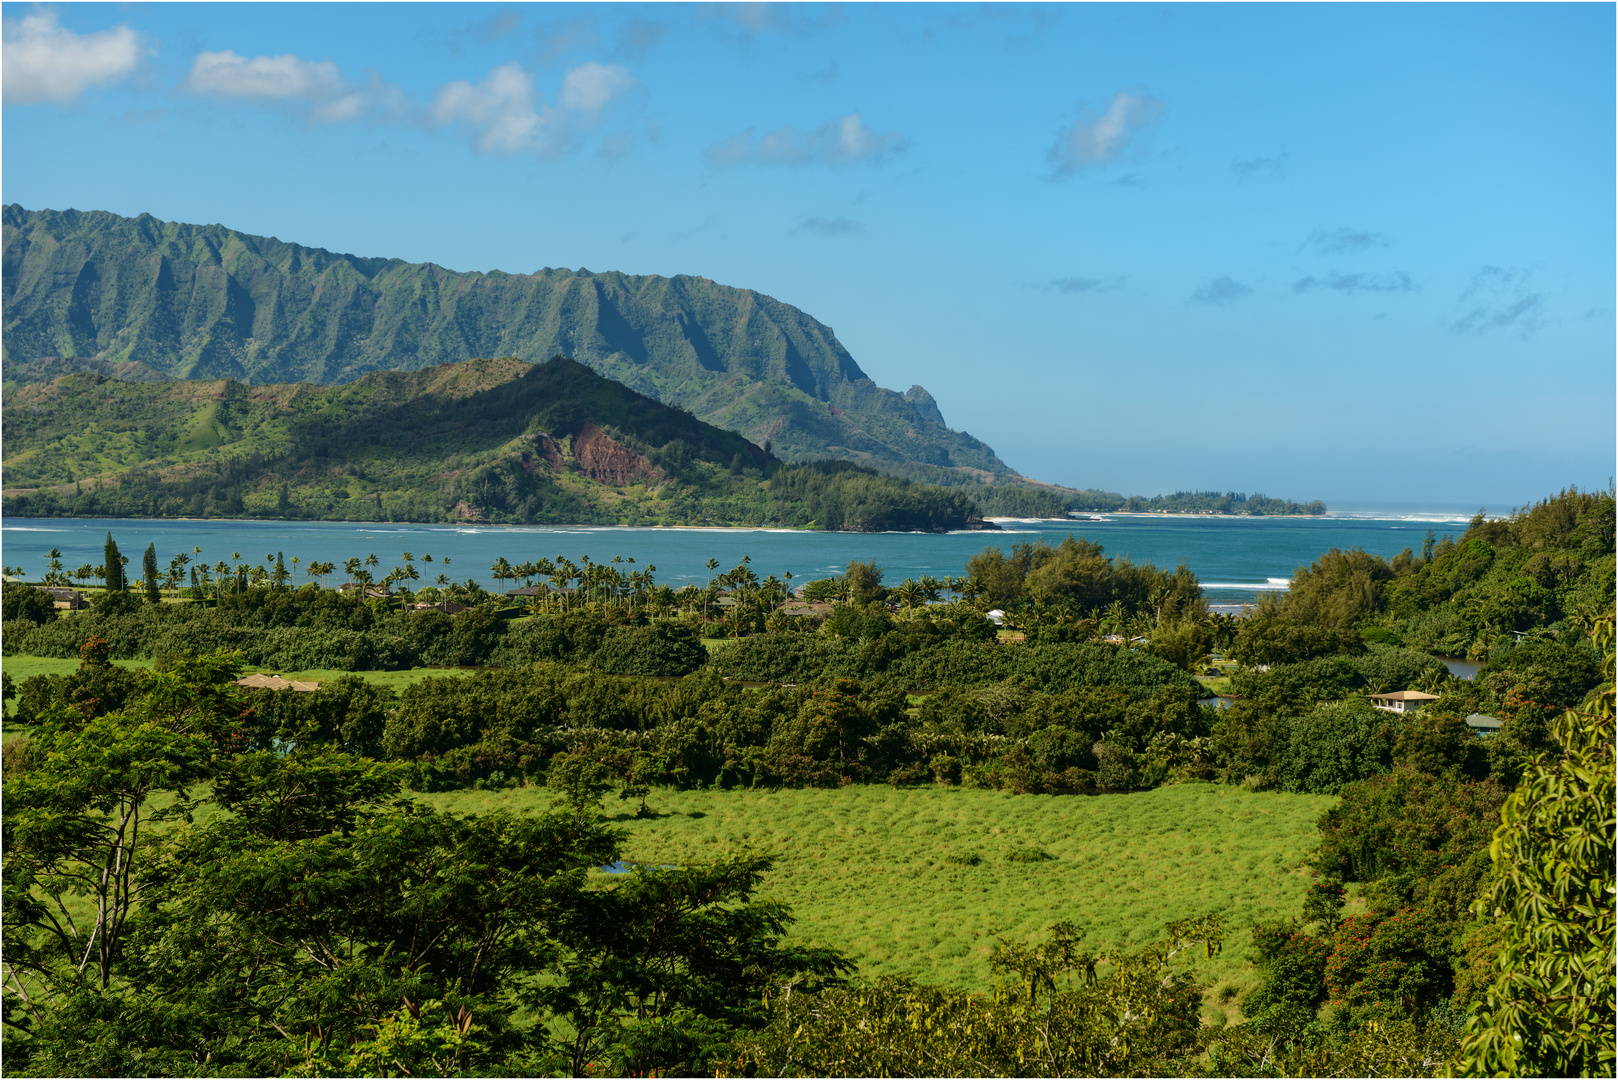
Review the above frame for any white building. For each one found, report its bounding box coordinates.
[1368,690,1440,714]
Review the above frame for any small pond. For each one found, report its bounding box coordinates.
[1438,656,1482,680]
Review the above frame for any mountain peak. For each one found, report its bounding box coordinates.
[2,204,1016,479]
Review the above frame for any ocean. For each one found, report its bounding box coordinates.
[1,508,1490,606]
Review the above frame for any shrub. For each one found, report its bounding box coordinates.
[1005,847,1055,863]
[1324,908,1451,1021]
[590,623,708,677]
[1277,698,1395,795]
[1313,767,1508,885]
[1,585,57,626]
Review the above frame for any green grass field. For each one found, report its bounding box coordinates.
[420,782,1335,1015]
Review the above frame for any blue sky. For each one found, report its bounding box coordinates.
[3,2,1613,507]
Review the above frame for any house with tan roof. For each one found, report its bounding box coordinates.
[1368,689,1439,714]
[235,673,321,693]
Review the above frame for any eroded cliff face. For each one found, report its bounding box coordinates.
[529,433,566,469]
[572,423,665,486]
[513,423,668,487]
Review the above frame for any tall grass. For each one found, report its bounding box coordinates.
[420,783,1334,1001]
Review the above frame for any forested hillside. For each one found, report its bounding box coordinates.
[0,357,989,531]
[2,204,1012,479]
[1,486,1611,1075]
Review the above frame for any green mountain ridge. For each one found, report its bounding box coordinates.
[1,204,1012,479]
[0,356,993,532]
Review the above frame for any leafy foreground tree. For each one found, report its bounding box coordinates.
[737,916,1222,1077]
[1456,618,1616,1078]
[1,651,848,1077]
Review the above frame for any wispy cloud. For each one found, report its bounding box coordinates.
[429,61,634,156]
[1232,151,1287,181]
[1050,276,1123,294]
[796,216,865,236]
[2,11,141,104]
[705,113,909,168]
[615,20,667,60]
[186,50,405,123]
[476,10,524,42]
[533,16,600,64]
[1190,276,1252,305]
[1303,227,1390,255]
[799,62,839,85]
[1450,266,1547,338]
[1048,89,1165,176]
[1293,271,1413,295]
[700,3,846,40]
[188,50,341,100]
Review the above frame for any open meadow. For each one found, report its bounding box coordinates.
[421,782,1337,1014]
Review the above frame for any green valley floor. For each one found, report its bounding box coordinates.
[421,782,1337,1019]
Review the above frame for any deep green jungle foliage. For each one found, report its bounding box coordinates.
[1,357,986,531]
[1069,489,1328,516]
[1,486,1612,1076]
[2,204,1011,476]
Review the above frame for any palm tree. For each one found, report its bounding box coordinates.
[1420,667,1451,696]
[1104,600,1128,640]
[641,564,657,615]
[552,558,578,612]
[491,557,514,599]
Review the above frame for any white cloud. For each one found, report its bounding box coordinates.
[2,11,141,104]
[1048,89,1165,175]
[187,50,343,100]
[431,63,556,156]
[429,61,629,157]
[184,51,405,125]
[704,112,908,168]
[560,62,634,119]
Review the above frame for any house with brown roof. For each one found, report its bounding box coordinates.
[42,587,87,610]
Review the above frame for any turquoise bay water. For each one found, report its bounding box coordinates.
[1,510,1479,606]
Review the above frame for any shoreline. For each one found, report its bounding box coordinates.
[0,514,998,535]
